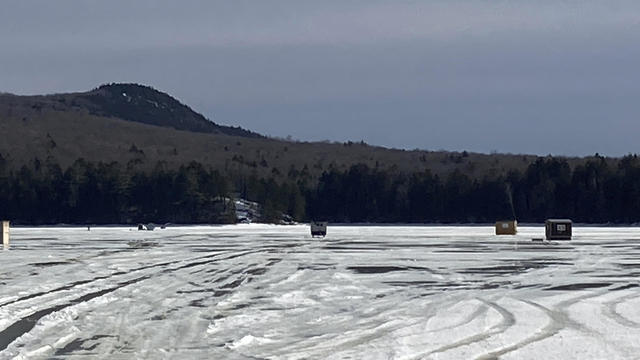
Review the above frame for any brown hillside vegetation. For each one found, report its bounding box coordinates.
[0,84,611,183]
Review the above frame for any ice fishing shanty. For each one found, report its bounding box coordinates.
[495,220,517,235]
[310,221,327,237]
[2,221,9,247]
[545,219,572,240]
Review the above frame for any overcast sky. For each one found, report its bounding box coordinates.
[2,1,639,156]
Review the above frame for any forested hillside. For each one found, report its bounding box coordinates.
[0,83,567,179]
[0,84,637,225]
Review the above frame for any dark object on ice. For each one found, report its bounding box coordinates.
[280,214,296,225]
[310,221,327,237]
[495,220,517,235]
[545,219,572,240]
[137,223,156,231]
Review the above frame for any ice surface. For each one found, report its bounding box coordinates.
[1,225,640,359]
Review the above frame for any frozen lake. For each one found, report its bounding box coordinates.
[1,225,640,359]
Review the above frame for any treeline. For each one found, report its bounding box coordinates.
[2,155,640,224]
[308,156,640,223]
[0,159,234,224]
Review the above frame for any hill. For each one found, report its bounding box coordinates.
[0,83,578,179]
[0,83,262,138]
[0,83,632,225]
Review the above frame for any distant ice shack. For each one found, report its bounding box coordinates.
[545,219,572,240]
[495,220,517,235]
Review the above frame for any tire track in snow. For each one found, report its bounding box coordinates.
[426,301,490,334]
[413,298,515,359]
[0,241,296,355]
[0,275,151,352]
[474,300,569,360]
[174,258,284,311]
[603,291,640,328]
[0,258,182,309]
[0,249,265,353]
[99,244,302,358]
[267,298,436,359]
[475,290,609,360]
[0,249,257,309]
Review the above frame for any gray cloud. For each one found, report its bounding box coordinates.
[2,1,640,155]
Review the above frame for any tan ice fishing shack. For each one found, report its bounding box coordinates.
[2,221,9,247]
[495,220,517,235]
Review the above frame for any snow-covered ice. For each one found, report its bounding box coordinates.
[1,225,640,359]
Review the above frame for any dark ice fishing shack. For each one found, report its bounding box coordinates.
[310,221,327,237]
[545,219,572,240]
